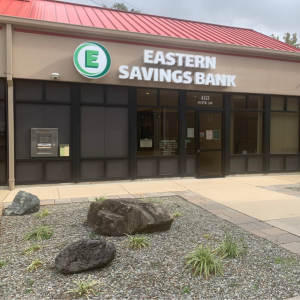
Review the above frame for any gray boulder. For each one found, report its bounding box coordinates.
[87,199,174,236]
[55,238,116,274]
[5,190,40,216]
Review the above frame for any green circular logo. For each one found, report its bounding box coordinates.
[73,42,111,79]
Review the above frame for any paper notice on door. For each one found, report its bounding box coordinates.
[140,139,152,148]
[206,130,213,140]
[187,128,194,138]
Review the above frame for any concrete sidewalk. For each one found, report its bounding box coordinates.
[3,174,300,254]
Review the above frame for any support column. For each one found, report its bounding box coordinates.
[6,24,14,190]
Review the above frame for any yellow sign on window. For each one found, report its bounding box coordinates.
[59,144,70,157]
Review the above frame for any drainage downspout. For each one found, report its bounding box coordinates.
[6,24,14,190]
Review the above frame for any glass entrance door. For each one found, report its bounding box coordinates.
[197,111,223,178]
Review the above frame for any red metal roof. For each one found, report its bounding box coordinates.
[1,0,300,54]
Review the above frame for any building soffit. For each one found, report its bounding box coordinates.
[1,15,300,63]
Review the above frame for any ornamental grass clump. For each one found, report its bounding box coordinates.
[215,235,242,259]
[173,211,182,218]
[185,245,223,279]
[95,196,106,202]
[25,258,43,272]
[66,276,101,298]
[23,225,53,241]
[22,244,48,255]
[34,208,52,219]
[127,234,150,250]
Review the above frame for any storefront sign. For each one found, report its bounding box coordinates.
[74,42,111,79]
[119,50,237,87]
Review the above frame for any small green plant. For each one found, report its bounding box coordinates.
[127,234,150,250]
[215,235,242,259]
[140,197,163,204]
[0,260,7,267]
[273,257,298,267]
[34,207,52,219]
[25,258,43,272]
[25,289,32,294]
[22,244,48,255]
[182,286,190,294]
[23,226,53,241]
[95,195,106,202]
[66,275,101,298]
[253,283,259,290]
[28,279,34,286]
[185,245,223,279]
[173,211,182,218]
[203,234,211,240]
[89,232,97,239]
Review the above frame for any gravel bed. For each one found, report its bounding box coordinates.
[1,196,300,299]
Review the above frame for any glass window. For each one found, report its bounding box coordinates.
[106,86,128,104]
[137,108,178,156]
[81,84,104,103]
[230,111,263,154]
[46,82,70,102]
[249,95,264,110]
[271,96,284,111]
[187,92,223,107]
[137,88,157,106]
[231,94,246,109]
[186,110,195,155]
[15,80,43,101]
[160,90,178,106]
[271,112,299,154]
[287,97,299,111]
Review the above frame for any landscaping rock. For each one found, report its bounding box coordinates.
[5,191,40,216]
[55,238,116,274]
[87,199,174,236]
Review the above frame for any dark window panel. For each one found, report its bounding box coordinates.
[231,94,246,109]
[159,158,179,175]
[247,156,264,172]
[80,160,105,179]
[160,90,178,106]
[137,158,158,176]
[0,79,4,100]
[270,112,299,154]
[16,161,43,182]
[81,106,105,157]
[286,156,299,171]
[46,82,70,102]
[137,88,157,106]
[270,156,285,171]
[271,96,284,111]
[230,111,263,154]
[287,97,299,112]
[248,95,264,110]
[45,161,71,181]
[105,107,128,157]
[186,157,195,175]
[15,80,43,101]
[106,159,128,178]
[81,84,104,103]
[230,156,247,173]
[106,86,128,104]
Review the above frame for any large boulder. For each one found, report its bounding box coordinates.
[87,199,174,236]
[55,238,116,274]
[5,191,40,216]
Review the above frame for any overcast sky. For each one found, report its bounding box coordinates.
[63,0,299,39]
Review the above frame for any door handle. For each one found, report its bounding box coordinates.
[197,150,200,154]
